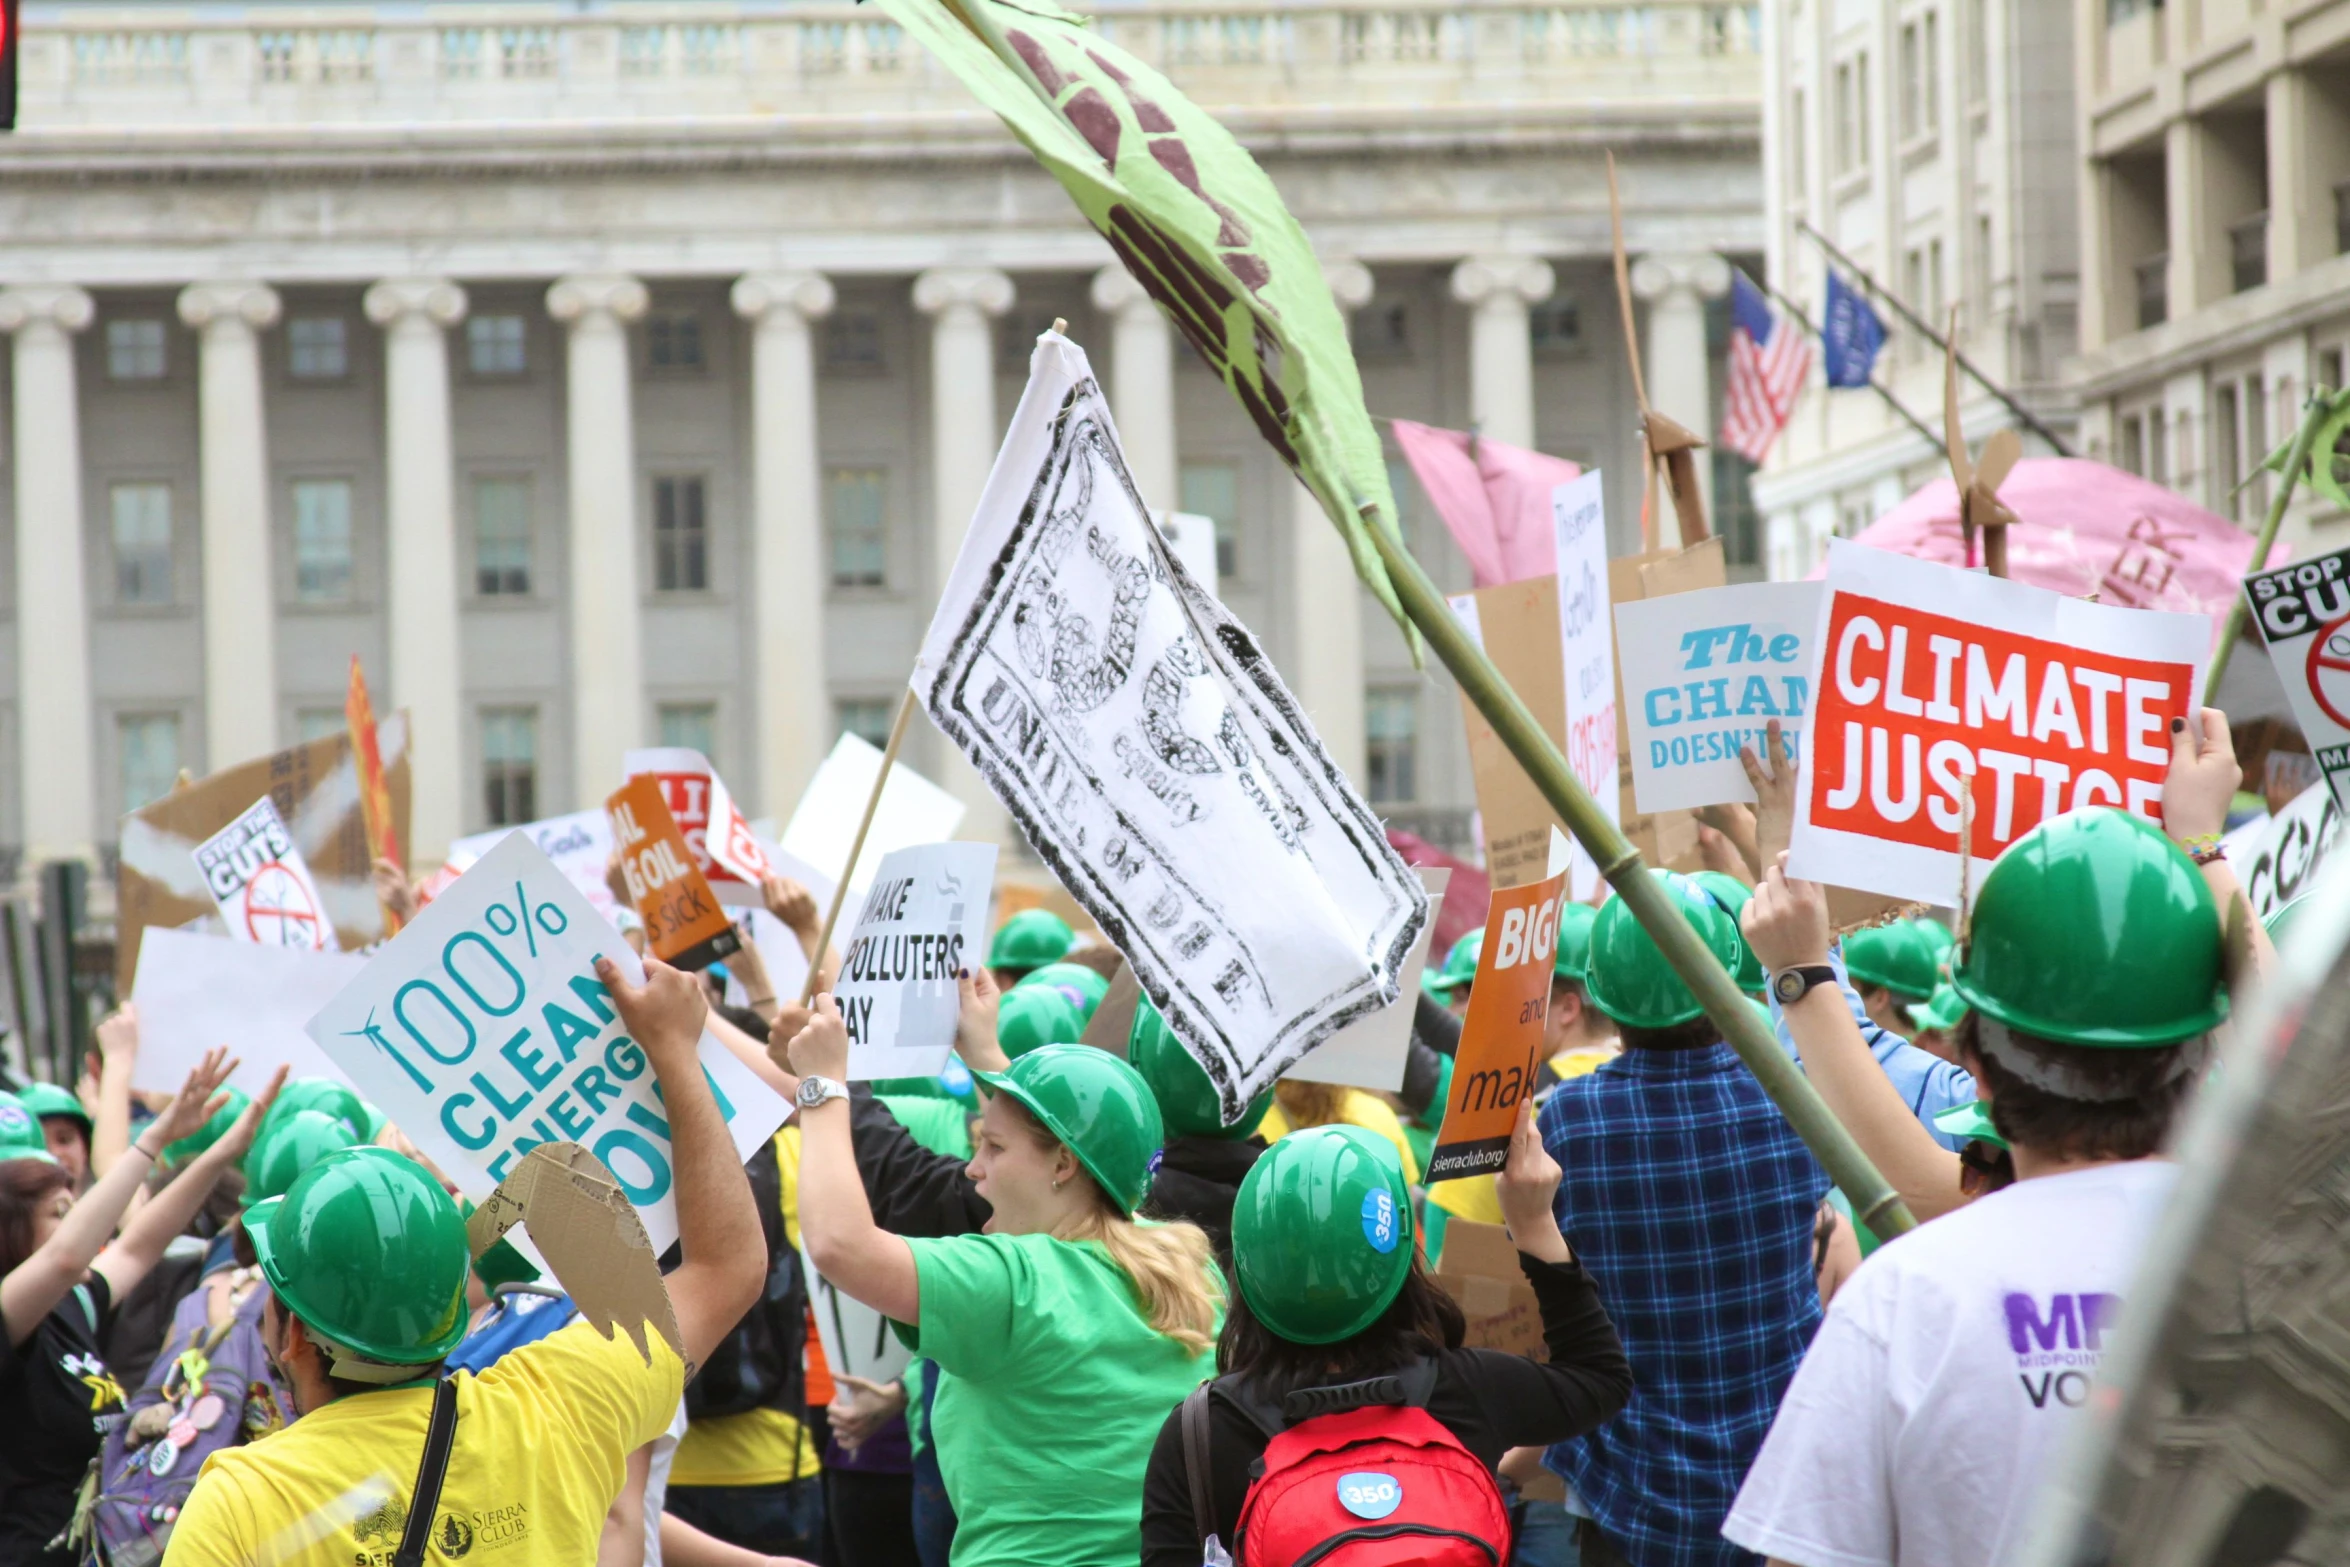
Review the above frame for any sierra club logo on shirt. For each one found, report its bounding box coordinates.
[2005,1291,2122,1410]
[350,1498,528,1565]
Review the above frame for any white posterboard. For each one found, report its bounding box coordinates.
[835,842,999,1080]
[2226,784,2341,921]
[129,927,368,1094]
[801,1241,914,1385]
[448,811,620,921]
[2242,546,2350,810]
[1552,471,1616,900]
[1161,510,1222,593]
[1615,581,1823,812]
[195,795,335,950]
[780,733,968,906]
[1285,867,1451,1091]
[306,833,790,1256]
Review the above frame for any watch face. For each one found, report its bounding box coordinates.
[1773,971,1803,1004]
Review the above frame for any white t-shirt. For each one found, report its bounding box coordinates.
[1723,1161,2179,1567]
[642,1400,687,1567]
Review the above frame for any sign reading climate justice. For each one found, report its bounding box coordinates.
[307,833,789,1254]
[195,795,335,951]
[2244,546,2350,811]
[835,841,998,1081]
[1615,581,1822,813]
[1791,540,2209,904]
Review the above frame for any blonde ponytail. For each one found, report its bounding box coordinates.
[1067,1202,1223,1357]
[1275,1078,1347,1130]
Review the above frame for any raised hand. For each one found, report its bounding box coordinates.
[597,954,709,1077]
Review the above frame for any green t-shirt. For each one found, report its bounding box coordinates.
[879,1094,975,1161]
[903,1231,1216,1567]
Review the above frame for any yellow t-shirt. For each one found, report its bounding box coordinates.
[1256,1090,1422,1185]
[1428,1173,1506,1225]
[163,1317,682,1567]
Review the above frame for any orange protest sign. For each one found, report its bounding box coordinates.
[605,776,742,972]
[1425,863,1568,1181]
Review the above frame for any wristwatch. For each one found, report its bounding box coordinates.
[1770,965,1839,1007]
[796,1075,850,1111]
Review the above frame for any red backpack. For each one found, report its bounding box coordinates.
[1180,1364,1512,1567]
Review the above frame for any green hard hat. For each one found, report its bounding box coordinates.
[1688,873,1766,994]
[262,1079,370,1144]
[1016,961,1111,1020]
[1584,872,1745,1030]
[974,1045,1163,1214]
[1128,998,1270,1139]
[1427,929,1483,996]
[246,1146,471,1369]
[1915,919,1956,963]
[995,984,1086,1061]
[1553,903,1598,985]
[1231,1125,1413,1345]
[1933,1100,2009,1150]
[0,1092,59,1165]
[2266,897,2311,948]
[244,1109,359,1208]
[162,1087,250,1169]
[1914,982,1971,1034]
[16,1082,89,1135]
[1842,920,1941,1003]
[987,910,1076,974]
[1952,809,2227,1049]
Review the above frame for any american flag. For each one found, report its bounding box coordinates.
[1720,269,1811,464]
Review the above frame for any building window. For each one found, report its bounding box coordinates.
[480,708,538,827]
[2229,213,2268,295]
[1964,0,1987,105]
[2134,253,2168,330]
[106,319,167,382]
[2106,0,2164,22]
[825,312,885,371]
[1530,296,1582,357]
[1833,54,1870,175]
[1364,689,1417,805]
[109,482,174,605]
[119,713,182,812]
[2120,413,2145,477]
[1788,89,1807,195]
[2214,384,2241,517]
[466,314,528,377]
[837,699,894,748]
[827,467,888,588]
[652,476,709,592]
[1352,301,1411,361]
[999,309,1065,373]
[2335,181,2350,256]
[473,476,533,596]
[296,708,346,744]
[287,316,349,380]
[292,480,355,602]
[1178,460,1240,580]
[1898,21,1923,140]
[2321,347,2345,396]
[647,310,705,372]
[658,702,718,760]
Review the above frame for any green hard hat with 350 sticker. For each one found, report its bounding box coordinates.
[1231,1125,1413,1345]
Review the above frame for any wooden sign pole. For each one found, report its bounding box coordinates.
[799,687,921,1004]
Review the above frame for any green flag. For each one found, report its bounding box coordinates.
[873,0,1410,634]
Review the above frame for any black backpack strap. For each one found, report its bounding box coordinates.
[1180,1381,1216,1545]
[393,1379,459,1567]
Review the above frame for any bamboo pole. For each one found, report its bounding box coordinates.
[799,688,920,1004]
[1363,520,1918,1237]
[2206,391,2334,703]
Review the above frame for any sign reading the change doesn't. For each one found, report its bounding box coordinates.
[306,833,789,1255]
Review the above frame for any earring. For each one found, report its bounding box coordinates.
[1051,1177,1064,1191]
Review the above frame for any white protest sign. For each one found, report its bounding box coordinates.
[1286,867,1450,1092]
[130,928,368,1094]
[1615,581,1822,812]
[835,842,998,1080]
[801,1242,913,1385]
[194,796,335,950]
[448,810,619,920]
[1791,540,2211,905]
[624,748,774,908]
[724,908,813,1014]
[2226,784,2341,921]
[915,331,1429,1118]
[1552,471,1617,899]
[306,833,790,1256]
[2242,546,2350,810]
[1161,511,1222,593]
[781,733,967,905]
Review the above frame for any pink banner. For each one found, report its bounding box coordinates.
[1391,420,1583,589]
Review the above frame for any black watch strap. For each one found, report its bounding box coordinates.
[1772,965,1839,1005]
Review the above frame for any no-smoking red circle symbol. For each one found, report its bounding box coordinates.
[243,861,323,947]
[2307,613,2350,730]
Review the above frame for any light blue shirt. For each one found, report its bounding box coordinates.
[1769,947,1976,1153]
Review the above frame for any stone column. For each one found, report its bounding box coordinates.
[1631,253,1731,542]
[732,271,836,819]
[1089,266,1177,514]
[1448,255,1555,452]
[176,281,283,770]
[1288,260,1373,787]
[0,287,97,864]
[547,275,649,808]
[913,267,1016,837]
[364,278,468,867]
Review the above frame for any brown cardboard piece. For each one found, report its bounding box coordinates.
[1077,960,1142,1058]
[114,721,414,991]
[1457,577,1573,893]
[469,1142,686,1371]
[1433,1218,1547,1361]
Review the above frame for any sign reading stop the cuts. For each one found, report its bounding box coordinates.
[1791,541,2210,905]
[194,795,335,951]
[1426,834,1569,1182]
[2244,546,2350,810]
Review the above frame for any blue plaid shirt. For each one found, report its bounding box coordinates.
[1768,946,1977,1152]
[1539,1043,1829,1567]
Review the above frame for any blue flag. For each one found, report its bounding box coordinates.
[1822,270,1887,389]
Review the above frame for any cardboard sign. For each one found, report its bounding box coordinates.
[606,776,741,972]
[195,796,336,951]
[1452,583,1574,894]
[1616,581,1823,812]
[1791,540,2210,905]
[1552,472,1617,899]
[2243,547,2350,809]
[781,733,968,907]
[2223,784,2340,921]
[1287,867,1451,1092]
[1077,960,1143,1059]
[1426,835,1568,1181]
[624,748,774,908]
[834,842,999,1080]
[449,811,621,921]
[469,1142,681,1367]
[115,719,412,989]
[307,833,789,1257]
[129,927,367,1094]
[1434,1218,1548,1361]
